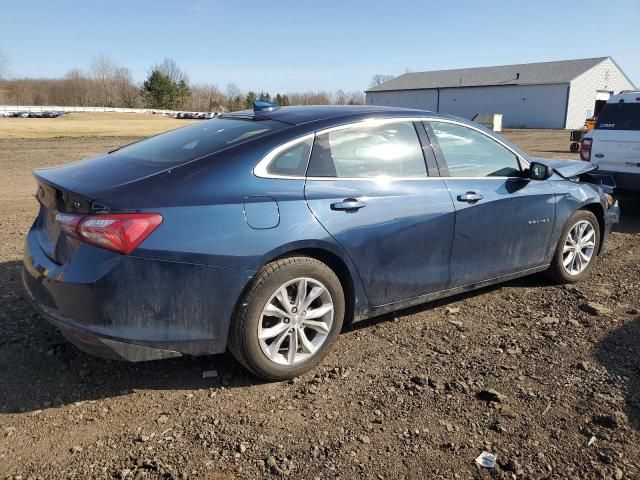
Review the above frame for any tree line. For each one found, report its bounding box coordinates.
[0,51,366,112]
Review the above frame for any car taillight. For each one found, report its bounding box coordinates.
[55,212,162,254]
[580,138,592,161]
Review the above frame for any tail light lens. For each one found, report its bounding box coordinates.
[55,212,162,254]
[580,138,592,161]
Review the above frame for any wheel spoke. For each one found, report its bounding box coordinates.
[263,303,289,319]
[295,278,308,310]
[573,250,582,272]
[304,319,331,334]
[563,244,574,253]
[302,285,325,311]
[258,321,289,340]
[305,304,333,319]
[579,250,591,264]
[298,329,316,354]
[268,327,291,357]
[276,287,293,314]
[581,228,595,244]
[563,250,576,268]
[287,330,298,364]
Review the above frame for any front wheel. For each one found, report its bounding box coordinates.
[546,210,600,284]
[228,256,345,381]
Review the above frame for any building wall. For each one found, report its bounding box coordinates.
[367,84,570,128]
[366,89,439,111]
[566,58,636,129]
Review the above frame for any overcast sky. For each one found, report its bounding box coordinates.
[1,0,638,92]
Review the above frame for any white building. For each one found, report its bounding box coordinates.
[366,57,635,129]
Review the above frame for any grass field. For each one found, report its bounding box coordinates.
[0,112,197,139]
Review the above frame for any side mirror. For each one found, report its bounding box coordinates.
[529,162,553,180]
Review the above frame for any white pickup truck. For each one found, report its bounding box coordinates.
[582,91,640,194]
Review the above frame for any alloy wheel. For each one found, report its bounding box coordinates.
[562,220,596,276]
[257,277,334,365]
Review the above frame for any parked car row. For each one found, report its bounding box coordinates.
[175,112,219,120]
[2,111,67,118]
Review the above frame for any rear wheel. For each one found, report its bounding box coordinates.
[546,210,600,283]
[228,256,345,380]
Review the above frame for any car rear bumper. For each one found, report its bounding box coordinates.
[597,169,640,193]
[23,224,255,361]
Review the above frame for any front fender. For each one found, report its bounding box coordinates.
[545,180,608,263]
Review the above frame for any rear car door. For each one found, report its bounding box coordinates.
[426,120,555,286]
[304,119,455,306]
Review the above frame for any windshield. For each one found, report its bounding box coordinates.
[595,103,640,131]
[112,118,286,165]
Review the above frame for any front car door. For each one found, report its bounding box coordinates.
[425,120,556,287]
[304,119,455,306]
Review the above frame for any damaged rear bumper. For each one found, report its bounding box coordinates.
[22,225,254,362]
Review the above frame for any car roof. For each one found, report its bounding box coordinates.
[607,91,640,104]
[222,104,444,126]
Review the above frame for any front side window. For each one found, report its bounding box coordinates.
[429,121,521,177]
[307,121,427,178]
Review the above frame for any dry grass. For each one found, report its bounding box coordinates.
[0,112,198,139]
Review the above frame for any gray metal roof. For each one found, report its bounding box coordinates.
[367,57,609,92]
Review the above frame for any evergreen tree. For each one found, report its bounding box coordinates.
[142,70,175,109]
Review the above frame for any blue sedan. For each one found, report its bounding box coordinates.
[23,103,619,380]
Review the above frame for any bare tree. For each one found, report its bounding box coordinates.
[334,89,347,105]
[91,54,118,107]
[0,47,9,80]
[155,58,189,85]
[113,67,141,108]
[370,74,394,87]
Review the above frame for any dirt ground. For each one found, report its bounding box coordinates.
[1,130,639,479]
[0,113,196,139]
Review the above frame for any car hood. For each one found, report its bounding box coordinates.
[529,157,597,179]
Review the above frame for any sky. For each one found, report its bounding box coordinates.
[0,0,638,93]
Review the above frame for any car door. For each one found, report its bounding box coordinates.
[304,119,455,307]
[426,120,555,287]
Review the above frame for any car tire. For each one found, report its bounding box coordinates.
[546,210,600,284]
[228,256,345,381]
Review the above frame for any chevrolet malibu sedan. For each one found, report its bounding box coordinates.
[23,103,619,380]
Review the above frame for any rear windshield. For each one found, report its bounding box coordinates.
[595,103,640,131]
[112,118,286,165]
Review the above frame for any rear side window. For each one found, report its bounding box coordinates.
[429,121,521,177]
[266,138,313,177]
[307,121,427,178]
[113,118,285,166]
[596,103,640,130]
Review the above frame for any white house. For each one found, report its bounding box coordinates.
[366,57,635,129]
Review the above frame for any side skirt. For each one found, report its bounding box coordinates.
[355,265,550,321]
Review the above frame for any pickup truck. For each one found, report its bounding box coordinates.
[582,91,640,194]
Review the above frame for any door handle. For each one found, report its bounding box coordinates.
[457,192,483,203]
[331,198,366,211]
[594,154,604,158]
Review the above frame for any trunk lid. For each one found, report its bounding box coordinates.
[33,153,171,264]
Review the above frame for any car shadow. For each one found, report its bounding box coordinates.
[0,260,259,414]
[595,318,640,430]
[615,197,640,234]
